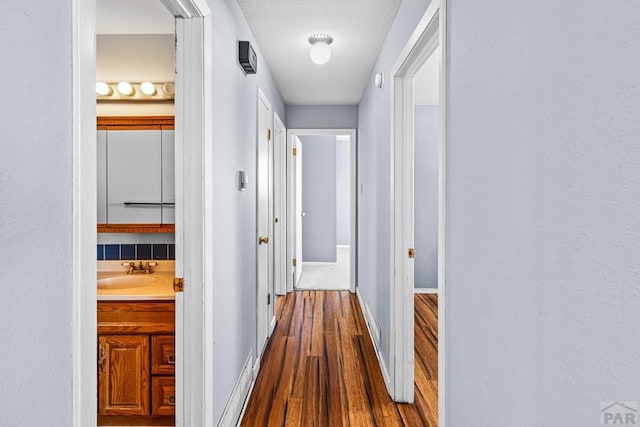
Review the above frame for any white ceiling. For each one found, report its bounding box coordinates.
[237,0,402,105]
[414,46,440,106]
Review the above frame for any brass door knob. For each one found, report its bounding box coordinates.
[258,236,269,245]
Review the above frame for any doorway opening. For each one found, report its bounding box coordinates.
[389,0,446,423]
[72,0,212,425]
[286,129,357,293]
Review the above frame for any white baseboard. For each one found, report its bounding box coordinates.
[218,350,254,427]
[355,286,392,393]
[414,288,438,294]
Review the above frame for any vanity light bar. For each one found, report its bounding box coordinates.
[96,81,175,101]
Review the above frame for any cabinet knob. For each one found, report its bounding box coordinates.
[166,395,176,406]
[166,354,175,364]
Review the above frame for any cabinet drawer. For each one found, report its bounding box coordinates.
[152,335,175,374]
[152,376,175,416]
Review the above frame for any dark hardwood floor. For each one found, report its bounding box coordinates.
[241,291,438,426]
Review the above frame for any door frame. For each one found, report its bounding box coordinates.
[286,129,357,293]
[388,0,446,417]
[71,0,213,425]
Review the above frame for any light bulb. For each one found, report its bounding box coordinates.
[96,81,112,96]
[162,82,175,96]
[116,81,134,96]
[310,42,332,65]
[140,81,157,96]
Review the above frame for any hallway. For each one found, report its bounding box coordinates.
[241,291,438,426]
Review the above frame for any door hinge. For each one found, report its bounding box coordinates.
[292,258,297,267]
[274,217,279,223]
[408,248,416,259]
[267,128,271,141]
[173,277,184,292]
[267,293,271,305]
[292,147,297,156]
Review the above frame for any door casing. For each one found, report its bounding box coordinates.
[71,1,213,425]
[286,129,357,294]
[388,0,446,422]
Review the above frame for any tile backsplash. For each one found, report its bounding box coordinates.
[97,243,175,261]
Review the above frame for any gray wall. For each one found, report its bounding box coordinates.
[414,106,438,288]
[359,0,640,425]
[210,0,285,421]
[357,0,433,382]
[301,135,337,262]
[336,137,351,246]
[286,105,358,129]
[0,1,74,425]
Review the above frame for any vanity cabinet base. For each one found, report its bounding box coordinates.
[98,301,175,426]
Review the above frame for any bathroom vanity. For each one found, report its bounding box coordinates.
[97,261,175,426]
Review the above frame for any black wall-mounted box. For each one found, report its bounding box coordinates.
[239,41,257,74]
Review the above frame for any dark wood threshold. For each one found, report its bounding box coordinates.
[98,224,175,233]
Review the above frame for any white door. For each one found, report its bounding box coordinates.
[256,89,272,357]
[294,139,303,287]
[273,114,287,296]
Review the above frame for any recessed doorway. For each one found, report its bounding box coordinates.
[286,129,357,293]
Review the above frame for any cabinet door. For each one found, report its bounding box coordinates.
[107,130,162,224]
[97,130,107,223]
[161,129,175,224]
[98,335,150,416]
[152,376,176,416]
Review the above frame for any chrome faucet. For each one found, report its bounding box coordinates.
[121,261,157,274]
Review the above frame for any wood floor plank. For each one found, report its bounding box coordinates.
[241,291,438,426]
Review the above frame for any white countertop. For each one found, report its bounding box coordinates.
[97,261,175,301]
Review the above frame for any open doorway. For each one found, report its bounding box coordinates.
[72,0,212,425]
[286,129,357,293]
[95,2,177,424]
[389,1,445,422]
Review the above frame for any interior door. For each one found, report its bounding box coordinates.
[256,89,272,357]
[273,114,286,296]
[294,139,303,287]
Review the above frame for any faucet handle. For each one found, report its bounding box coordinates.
[121,262,134,267]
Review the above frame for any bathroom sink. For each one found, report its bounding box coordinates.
[97,274,159,290]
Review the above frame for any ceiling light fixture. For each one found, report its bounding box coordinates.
[96,81,112,96]
[116,81,134,96]
[140,81,157,96]
[308,34,334,65]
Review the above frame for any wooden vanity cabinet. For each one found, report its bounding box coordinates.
[98,335,150,416]
[98,301,175,426]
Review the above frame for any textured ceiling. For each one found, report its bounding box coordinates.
[237,0,402,105]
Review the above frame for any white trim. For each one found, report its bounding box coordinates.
[414,288,439,294]
[72,1,212,426]
[286,128,357,293]
[72,0,97,423]
[218,351,254,427]
[437,2,448,424]
[388,0,442,405]
[356,287,391,391]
